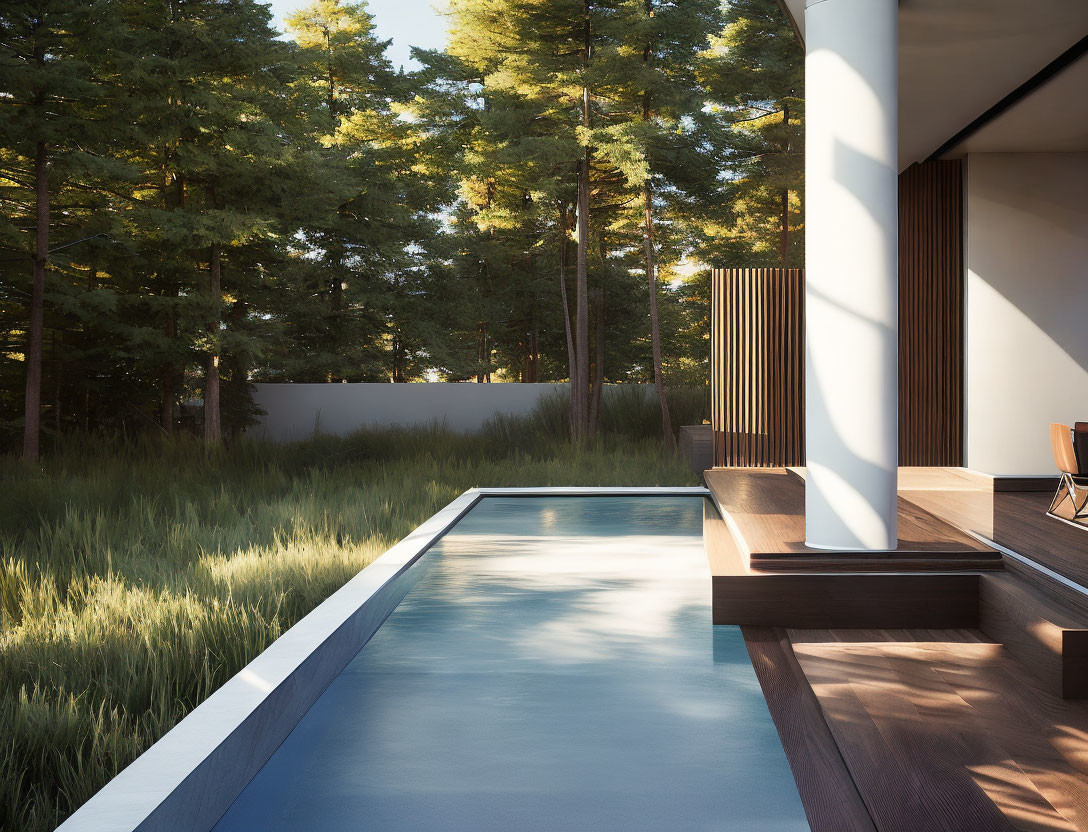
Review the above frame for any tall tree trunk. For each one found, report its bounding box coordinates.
[572,2,592,441]
[529,326,539,383]
[558,205,576,432]
[162,173,184,434]
[779,102,791,269]
[22,141,49,462]
[325,28,337,125]
[203,242,222,444]
[589,287,606,434]
[522,321,539,383]
[644,182,674,450]
[477,228,492,383]
[780,188,790,268]
[640,5,673,450]
[161,320,176,433]
[327,238,345,384]
[574,157,591,438]
[392,335,403,382]
[53,329,62,435]
[476,322,490,383]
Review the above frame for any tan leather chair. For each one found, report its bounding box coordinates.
[1049,423,1088,521]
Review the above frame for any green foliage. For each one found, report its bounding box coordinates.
[697,0,804,267]
[414,0,738,402]
[0,427,696,831]
[483,384,708,447]
[0,0,801,450]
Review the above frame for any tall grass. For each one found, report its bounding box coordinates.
[494,384,708,444]
[0,419,696,832]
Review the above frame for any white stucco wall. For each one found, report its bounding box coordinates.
[965,152,1088,475]
[250,383,576,440]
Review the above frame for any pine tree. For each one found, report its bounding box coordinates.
[698,0,803,267]
[0,0,130,460]
[283,0,424,384]
[583,0,723,446]
[444,0,625,433]
[0,0,795,456]
[121,0,289,442]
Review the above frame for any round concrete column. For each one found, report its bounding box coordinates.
[804,0,898,550]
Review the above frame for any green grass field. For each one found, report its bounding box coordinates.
[0,412,698,831]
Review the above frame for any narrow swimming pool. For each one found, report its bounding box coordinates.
[212,496,808,831]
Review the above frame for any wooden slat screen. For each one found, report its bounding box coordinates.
[710,161,964,469]
[898,159,964,466]
[710,268,804,467]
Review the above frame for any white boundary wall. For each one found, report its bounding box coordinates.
[965,152,1088,475]
[250,383,656,440]
[251,382,563,440]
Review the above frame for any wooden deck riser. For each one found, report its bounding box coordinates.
[978,573,1088,699]
[706,468,1088,697]
[714,574,980,629]
[749,555,1003,573]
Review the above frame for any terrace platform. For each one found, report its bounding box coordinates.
[710,467,1088,831]
[900,469,1088,615]
[747,626,1088,832]
[704,468,1002,629]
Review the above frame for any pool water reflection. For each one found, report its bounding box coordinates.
[212,496,808,832]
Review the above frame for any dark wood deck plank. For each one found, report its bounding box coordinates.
[937,658,1088,828]
[741,627,876,832]
[791,634,1088,831]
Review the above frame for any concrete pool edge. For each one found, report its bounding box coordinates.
[57,486,710,832]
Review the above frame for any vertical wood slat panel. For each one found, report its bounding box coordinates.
[711,160,962,469]
[898,159,964,466]
[710,267,805,467]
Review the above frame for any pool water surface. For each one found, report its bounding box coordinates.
[212,496,808,831]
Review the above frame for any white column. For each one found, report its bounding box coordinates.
[804,0,898,550]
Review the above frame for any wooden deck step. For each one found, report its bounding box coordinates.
[705,467,1001,570]
[787,631,1088,831]
[980,572,1088,698]
[714,570,981,629]
[703,469,1001,629]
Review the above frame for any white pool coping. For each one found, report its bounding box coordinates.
[57,486,709,832]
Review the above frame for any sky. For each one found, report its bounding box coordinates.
[264,0,449,71]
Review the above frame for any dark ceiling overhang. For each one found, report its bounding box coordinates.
[778,0,1088,169]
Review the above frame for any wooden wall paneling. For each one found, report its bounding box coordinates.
[710,268,804,467]
[898,160,964,466]
[712,160,962,469]
[792,269,804,463]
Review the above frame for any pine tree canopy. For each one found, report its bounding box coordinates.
[0,0,802,445]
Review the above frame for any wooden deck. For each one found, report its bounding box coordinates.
[711,467,1088,830]
[707,466,1088,687]
[705,467,1000,571]
[901,476,1088,612]
[747,627,1088,832]
[705,468,1002,628]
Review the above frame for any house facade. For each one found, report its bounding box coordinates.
[720,0,1088,549]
